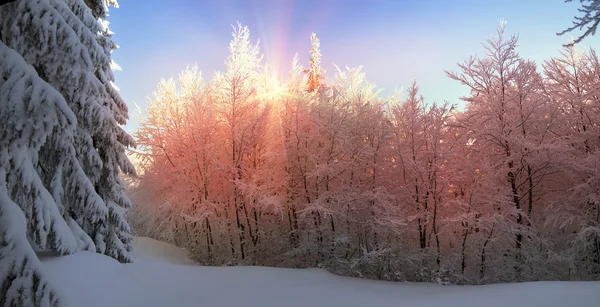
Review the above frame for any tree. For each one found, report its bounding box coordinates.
[133,66,212,246]
[387,82,454,279]
[558,0,600,46]
[0,0,134,305]
[390,83,431,251]
[447,21,555,281]
[543,46,600,278]
[81,0,137,262]
[209,24,272,262]
[0,39,77,307]
[304,33,326,92]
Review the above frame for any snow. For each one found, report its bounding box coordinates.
[42,237,600,307]
[128,237,195,265]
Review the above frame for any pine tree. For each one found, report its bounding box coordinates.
[0,38,78,307]
[304,33,326,92]
[0,0,134,305]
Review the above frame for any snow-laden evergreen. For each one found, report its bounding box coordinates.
[0,0,134,305]
[0,40,76,307]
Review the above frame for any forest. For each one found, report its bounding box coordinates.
[1,0,600,306]
[127,22,600,284]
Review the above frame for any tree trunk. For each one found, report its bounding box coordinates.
[225,202,236,258]
[205,217,214,261]
[480,224,495,280]
[461,224,469,275]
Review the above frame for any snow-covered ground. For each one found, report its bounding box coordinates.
[128,237,196,265]
[41,237,600,307]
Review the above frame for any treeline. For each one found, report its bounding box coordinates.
[127,23,600,284]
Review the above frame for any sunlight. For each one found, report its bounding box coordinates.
[269,78,284,97]
[253,1,292,81]
[263,74,286,101]
[6,1,600,305]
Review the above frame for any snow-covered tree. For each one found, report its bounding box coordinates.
[447,21,560,281]
[0,39,78,307]
[304,33,326,92]
[543,46,600,279]
[559,0,600,46]
[0,0,134,305]
[211,24,270,261]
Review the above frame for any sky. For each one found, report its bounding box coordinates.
[108,0,600,134]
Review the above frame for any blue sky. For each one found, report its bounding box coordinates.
[108,0,599,133]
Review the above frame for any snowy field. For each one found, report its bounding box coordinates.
[41,237,600,307]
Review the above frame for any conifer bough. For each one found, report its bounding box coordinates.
[0,0,18,6]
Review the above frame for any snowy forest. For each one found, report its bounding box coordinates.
[1,0,600,306]
[128,22,600,284]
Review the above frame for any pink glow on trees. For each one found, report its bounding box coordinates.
[129,23,600,283]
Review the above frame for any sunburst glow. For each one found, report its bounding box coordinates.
[5,0,600,305]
